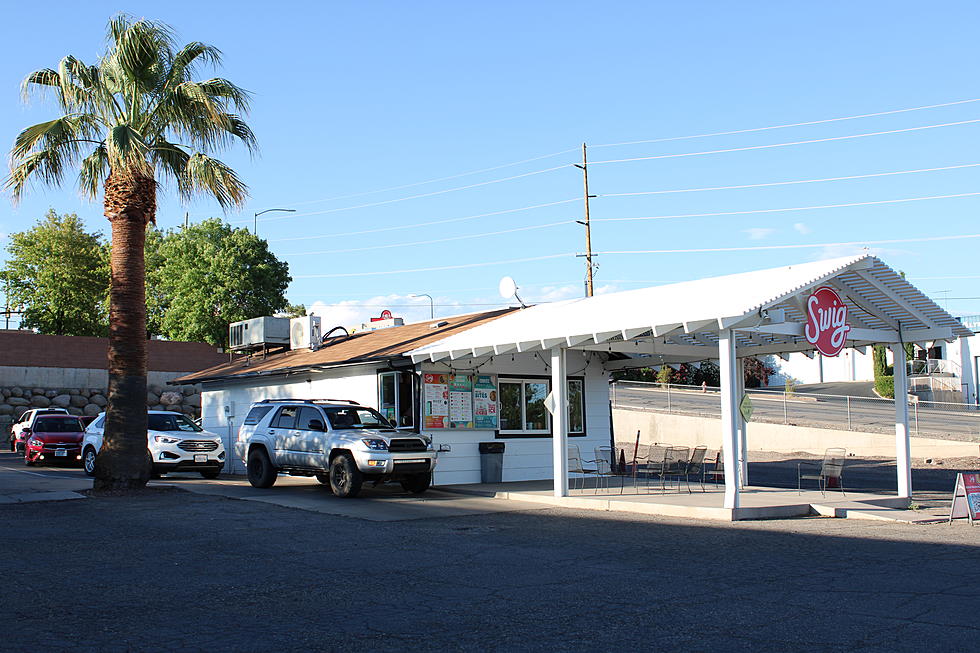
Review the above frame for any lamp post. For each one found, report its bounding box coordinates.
[410,293,434,319]
[253,207,296,235]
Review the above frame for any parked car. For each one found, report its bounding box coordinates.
[23,414,86,466]
[238,399,437,498]
[9,408,70,452]
[82,410,224,478]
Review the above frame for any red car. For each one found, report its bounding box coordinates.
[23,415,86,467]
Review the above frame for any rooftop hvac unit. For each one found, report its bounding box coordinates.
[290,315,322,350]
[228,317,290,352]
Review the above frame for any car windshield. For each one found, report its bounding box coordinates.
[32,417,84,433]
[323,407,392,430]
[147,413,203,432]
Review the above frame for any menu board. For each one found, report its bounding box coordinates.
[448,375,474,429]
[422,373,449,428]
[422,373,498,430]
[949,472,980,524]
[473,375,499,429]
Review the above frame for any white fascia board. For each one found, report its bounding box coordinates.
[410,353,430,363]
[428,351,452,363]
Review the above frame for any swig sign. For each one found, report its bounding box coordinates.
[804,286,850,357]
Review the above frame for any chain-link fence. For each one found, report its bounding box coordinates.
[611,380,980,441]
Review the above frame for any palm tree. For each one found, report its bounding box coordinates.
[5,14,256,489]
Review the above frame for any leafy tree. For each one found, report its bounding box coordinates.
[279,303,307,318]
[146,219,290,345]
[2,210,108,335]
[743,356,775,388]
[6,15,255,489]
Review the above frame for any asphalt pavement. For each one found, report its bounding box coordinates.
[1,456,978,652]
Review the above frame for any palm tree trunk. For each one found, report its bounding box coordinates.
[94,170,155,490]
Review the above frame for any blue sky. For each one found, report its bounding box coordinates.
[3,2,980,329]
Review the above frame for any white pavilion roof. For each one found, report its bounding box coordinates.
[409,255,971,365]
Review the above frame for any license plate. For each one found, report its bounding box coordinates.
[194,454,207,463]
[55,449,67,457]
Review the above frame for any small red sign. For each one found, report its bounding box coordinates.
[380,310,393,320]
[804,286,850,357]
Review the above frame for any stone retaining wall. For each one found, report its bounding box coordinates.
[0,383,201,426]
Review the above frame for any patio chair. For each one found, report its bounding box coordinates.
[593,446,619,494]
[635,443,666,493]
[704,449,725,485]
[797,448,846,496]
[683,446,708,493]
[567,444,596,493]
[651,446,689,493]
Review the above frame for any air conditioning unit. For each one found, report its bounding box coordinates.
[228,317,290,352]
[290,315,322,350]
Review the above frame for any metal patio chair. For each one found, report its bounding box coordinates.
[650,446,689,493]
[567,444,596,493]
[683,446,708,493]
[593,446,619,494]
[797,448,846,496]
[704,449,725,486]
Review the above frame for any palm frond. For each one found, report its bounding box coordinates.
[5,149,69,201]
[163,42,222,92]
[105,123,151,174]
[149,140,191,194]
[78,144,109,199]
[182,152,248,209]
[11,115,102,160]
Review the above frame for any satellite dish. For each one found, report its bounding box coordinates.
[498,275,527,308]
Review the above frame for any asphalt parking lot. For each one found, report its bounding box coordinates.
[1,452,978,652]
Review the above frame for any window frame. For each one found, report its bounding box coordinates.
[377,369,418,431]
[495,375,586,439]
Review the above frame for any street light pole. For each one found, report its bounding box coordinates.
[410,293,434,319]
[253,207,296,235]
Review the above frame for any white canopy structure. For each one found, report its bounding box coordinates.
[409,255,972,507]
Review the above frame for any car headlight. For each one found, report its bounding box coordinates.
[361,439,388,451]
[29,438,42,448]
[154,435,181,444]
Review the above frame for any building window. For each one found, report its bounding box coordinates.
[498,378,584,436]
[379,371,415,428]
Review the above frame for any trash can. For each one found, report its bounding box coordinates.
[478,441,505,483]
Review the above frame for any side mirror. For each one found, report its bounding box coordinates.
[308,419,325,431]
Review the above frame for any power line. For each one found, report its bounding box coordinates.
[590,232,980,255]
[293,253,572,279]
[591,97,980,148]
[269,197,579,242]
[283,220,572,256]
[592,192,980,224]
[587,118,980,166]
[598,163,980,199]
[279,147,580,209]
[234,164,571,225]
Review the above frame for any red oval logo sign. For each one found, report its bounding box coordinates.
[804,286,850,357]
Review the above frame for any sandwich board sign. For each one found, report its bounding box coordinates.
[948,472,980,525]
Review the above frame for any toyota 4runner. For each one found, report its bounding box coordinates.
[238,399,437,498]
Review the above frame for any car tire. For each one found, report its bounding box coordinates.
[329,454,362,498]
[200,469,220,480]
[400,472,432,494]
[247,448,277,488]
[315,472,331,485]
[24,452,34,466]
[83,447,97,477]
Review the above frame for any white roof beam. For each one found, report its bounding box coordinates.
[652,323,682,337]
[428,351,451,362]
[516,340,541,353]
[565,334,593,347]
[449,349,473,360]
[853,270,939,328]
[493,343,518,355]
[471,346,494,358]
[622,327,649,340]
[831,284,899,329]
[684,319,715,333]
[592,330,621,345]
[540,338,565,350]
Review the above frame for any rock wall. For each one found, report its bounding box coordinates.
[0,383,201,427]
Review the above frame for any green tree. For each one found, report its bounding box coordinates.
[146,219,290,345]
[280,302,307,318]
[3,210,109,335]
[6,15,255,490]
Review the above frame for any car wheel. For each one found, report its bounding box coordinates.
[83,447,97,477]
[200,469,220,480]
[329,454,363,498]
[24,452,35,466]
[315,472,330,485]
[246,448,277,488]
[400,472,432,494]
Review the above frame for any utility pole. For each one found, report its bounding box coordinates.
[574,142,596,297]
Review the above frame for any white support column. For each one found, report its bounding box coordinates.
[737,356,748,488]
[892,344,912,499]
[718,329,740,509]
[551,346,569,498]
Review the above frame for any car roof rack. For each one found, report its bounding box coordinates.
[258,398,361,405]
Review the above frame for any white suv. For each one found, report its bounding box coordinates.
[238,399,437,498]
[83,410,225,478]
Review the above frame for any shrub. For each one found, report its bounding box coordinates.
[875,375,895,398]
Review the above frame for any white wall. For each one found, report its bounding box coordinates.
[200,350,612,484]
[767,348,874,387]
